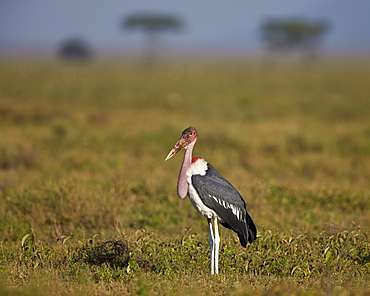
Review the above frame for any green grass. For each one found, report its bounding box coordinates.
[0,59,369,295]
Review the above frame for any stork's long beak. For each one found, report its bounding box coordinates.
[165,127,197,161]
[165,137,188,161]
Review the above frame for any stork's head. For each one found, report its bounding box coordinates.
[165,127,197,161]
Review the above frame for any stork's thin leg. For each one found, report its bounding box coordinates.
[214,217,220,274]
[208,218,215,275]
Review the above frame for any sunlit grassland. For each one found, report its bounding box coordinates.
[0,60,369,295]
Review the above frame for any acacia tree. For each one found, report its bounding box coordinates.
[58,37,92,62]
[122,13,183,64]
[261,18,329,62]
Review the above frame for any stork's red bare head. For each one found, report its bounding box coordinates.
[165,127,198,161]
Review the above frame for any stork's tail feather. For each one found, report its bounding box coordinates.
[246,213,257,243]
[237,213,257,248]
[237,232,247,248]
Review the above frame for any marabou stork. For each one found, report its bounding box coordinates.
[165,127,257,274]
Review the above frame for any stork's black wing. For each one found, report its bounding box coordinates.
[191,163,257,247]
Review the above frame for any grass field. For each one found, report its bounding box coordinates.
[0,59,369,295]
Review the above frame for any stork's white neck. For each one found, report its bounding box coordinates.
[186,158,207,177]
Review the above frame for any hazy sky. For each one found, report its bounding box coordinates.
[1,0,369,56]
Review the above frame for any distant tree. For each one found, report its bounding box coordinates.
[58,37,92,62]
[261,18,329,62]
[122,12,183,64]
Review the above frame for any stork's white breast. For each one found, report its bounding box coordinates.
[185,158,220,220]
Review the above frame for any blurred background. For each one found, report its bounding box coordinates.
[1,0,369,62]
[1,2,370,293]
